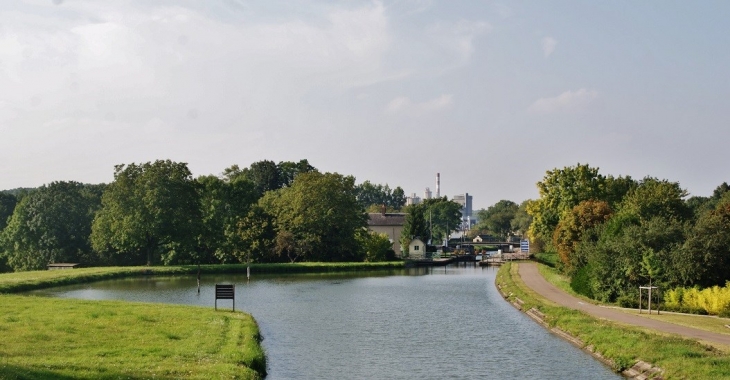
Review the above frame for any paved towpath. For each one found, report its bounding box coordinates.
[518,262,730,347]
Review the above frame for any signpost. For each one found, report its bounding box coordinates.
[520,239,530,253]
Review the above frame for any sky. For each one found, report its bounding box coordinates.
[1,0,729,210]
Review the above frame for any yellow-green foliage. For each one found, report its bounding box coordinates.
[664,283,730,315]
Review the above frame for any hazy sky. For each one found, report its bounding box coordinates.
[1,1,729,210]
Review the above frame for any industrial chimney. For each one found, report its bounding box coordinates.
[436,173,440,198]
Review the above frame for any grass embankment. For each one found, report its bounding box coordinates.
[0,261,405,294]
[497,262,730,379]
[0,262,402,379]
[0,295,265,379]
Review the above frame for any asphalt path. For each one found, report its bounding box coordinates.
[518,262,730,346]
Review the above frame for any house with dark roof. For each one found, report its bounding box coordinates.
[367,212,406,257]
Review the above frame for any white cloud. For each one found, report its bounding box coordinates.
[425,20,491,70]
[529,88,598,114]
[542,36,557,57]
[388,96,412,112]
[387,94,453,113]
[423,94,454,110]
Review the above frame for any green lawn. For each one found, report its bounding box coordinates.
[0,295,265,379]
[498,262,730,379]
[0,261,406,379]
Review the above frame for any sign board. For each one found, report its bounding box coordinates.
[520,239,530,253]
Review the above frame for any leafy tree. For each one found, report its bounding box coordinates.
[355,181,407,210]
[0,193,17,231]
[196,175,257,263]
[640,248,662,289]
[399,204,429,255]
[579,216,688,303]
[527,163,607,249]
[553,200,612,273]
[686,182,730,217]
[510,200,533,237]
[1,182,102,271]
[223,159,317,195]
[683,199,730,287]
[221,164,244,182]
[91,160,201,266]
[603,175,637,208]
[476,200,518,240]
[261,171,367,262]
[390,187,406,209]
[245,160,281,196]
[277,159,317,188]
[235,205,276,263]
[365,204,400,213]
[617,177,690,222]
[357,230,395,262]
[422,197,465,243]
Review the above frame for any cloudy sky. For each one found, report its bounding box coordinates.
[1,1,729,209]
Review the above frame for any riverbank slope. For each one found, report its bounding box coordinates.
[497,262,730,379]
[0,294,266,379]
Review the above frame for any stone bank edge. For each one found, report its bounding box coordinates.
[495,267,665,380]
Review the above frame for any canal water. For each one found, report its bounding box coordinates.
[32,265,620,379]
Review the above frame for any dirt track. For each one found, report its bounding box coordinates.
[518,262,730,346]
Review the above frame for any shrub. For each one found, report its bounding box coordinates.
[663,282,730,316]
[569,265,594,298]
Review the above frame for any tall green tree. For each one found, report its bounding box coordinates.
[617,177,690,222]
[476,200,519,240]
[235,205,276,263]
[277,159,317,188]
[683,198,730,287]
[0,193,17,231]
[422,197,463,243]
[390,186,406,209]
[527,163,607,249]
[355,181,407,210]
[399,204,430,255]
[196,175,258,263]
[552,200,612,273]
[1,182,102,271]
[223,159,318,196]
[261,171,367,262]
[245,160,280,196]
[91,160,201,266]
[510,200,533,237]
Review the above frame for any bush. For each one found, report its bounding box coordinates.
[663,282,730,316]
[617,294,638,308]
[569,265,594,298]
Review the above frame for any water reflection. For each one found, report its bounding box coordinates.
[32,265,620,379]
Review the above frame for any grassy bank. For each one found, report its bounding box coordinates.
[0,262,405,294]
[497,262,730,379]
[0,295,266,379]
[0,262,403,378]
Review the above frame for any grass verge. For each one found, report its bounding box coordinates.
[0,262,405,294]
[0,295,266,379]
[0,262,404,378]
[497,262,730,379]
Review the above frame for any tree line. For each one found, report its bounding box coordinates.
[525,163,730,306]
[0,159,407,272]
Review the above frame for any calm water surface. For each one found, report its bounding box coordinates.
[33,265,620,379]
